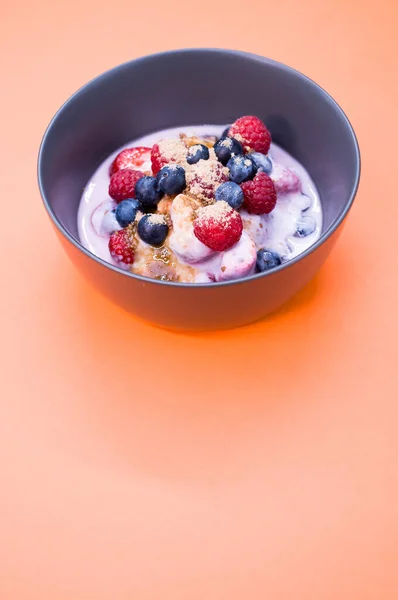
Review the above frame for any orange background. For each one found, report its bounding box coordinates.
[1,1,398,598]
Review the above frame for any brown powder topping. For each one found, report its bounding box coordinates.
[146,213,167,225]
[125,221,139,249]
[219,137,234,149]
[158,138,187,165]
[232,154,253,168]
[187,144,203,157]
[233,132,244,144]
[134,210,144,224]
[195,200,233,226]
[208,148,217,161]
[185,159,229,203]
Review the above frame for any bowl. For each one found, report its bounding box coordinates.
[38,49,360,331]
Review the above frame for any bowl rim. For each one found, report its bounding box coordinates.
[37,47,361,289]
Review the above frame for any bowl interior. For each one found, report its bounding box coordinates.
[39,49,359,245]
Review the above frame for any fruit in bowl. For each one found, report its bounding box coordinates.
[78,116,322,284]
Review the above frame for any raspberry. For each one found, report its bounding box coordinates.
[193,200,243,252]
[272,167,301,194]
[241,171,277,215]
[109,169,144,203]
[186,161,228,202]
[108,228,135,265]
[229,116,271,154]
[110,147,151,175]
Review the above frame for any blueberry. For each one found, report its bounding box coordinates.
[215,181,244,209]
[295,216,316,237]
[115,199,141,227]
[250,152,272,175]
[156,165,186,195]
[214,136,243,166]
[227,154,257,184]
[186,144,210,165]
[135,176,163,207]
[221,126,230,138]
[137,214,169,247]
[256,249,282,272]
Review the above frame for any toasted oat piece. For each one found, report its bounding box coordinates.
[180,133,217,149]
[157,195,174,216]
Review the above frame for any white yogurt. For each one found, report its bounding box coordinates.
[78,125,322,282]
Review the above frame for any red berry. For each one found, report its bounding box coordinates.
[272,167,301,194]
[241,171,277,215]
[108,229,135,265]
[109,169,144,203]
[151,143,168,175]
[110,147,151,175]
[229,116,271,154]
[186,161,229,201]
[150,139,188,175]
[193,201,243,252]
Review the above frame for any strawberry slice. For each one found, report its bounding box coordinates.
[110,147,151,176]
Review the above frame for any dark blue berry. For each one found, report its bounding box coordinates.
[227,154,257,184]
[250,152,272,175]
[215,181,244,210]
[156,165,186,195]
[214,136,243,166]
[295,216,316,237]
[186,144,210,165]
[135,176,163,207]
[221,126,230,138]
[137,214,169,247]
[256,249,282,272]
[115,199,141,228]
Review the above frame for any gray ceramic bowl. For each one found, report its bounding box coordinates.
[38,49,360,330]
